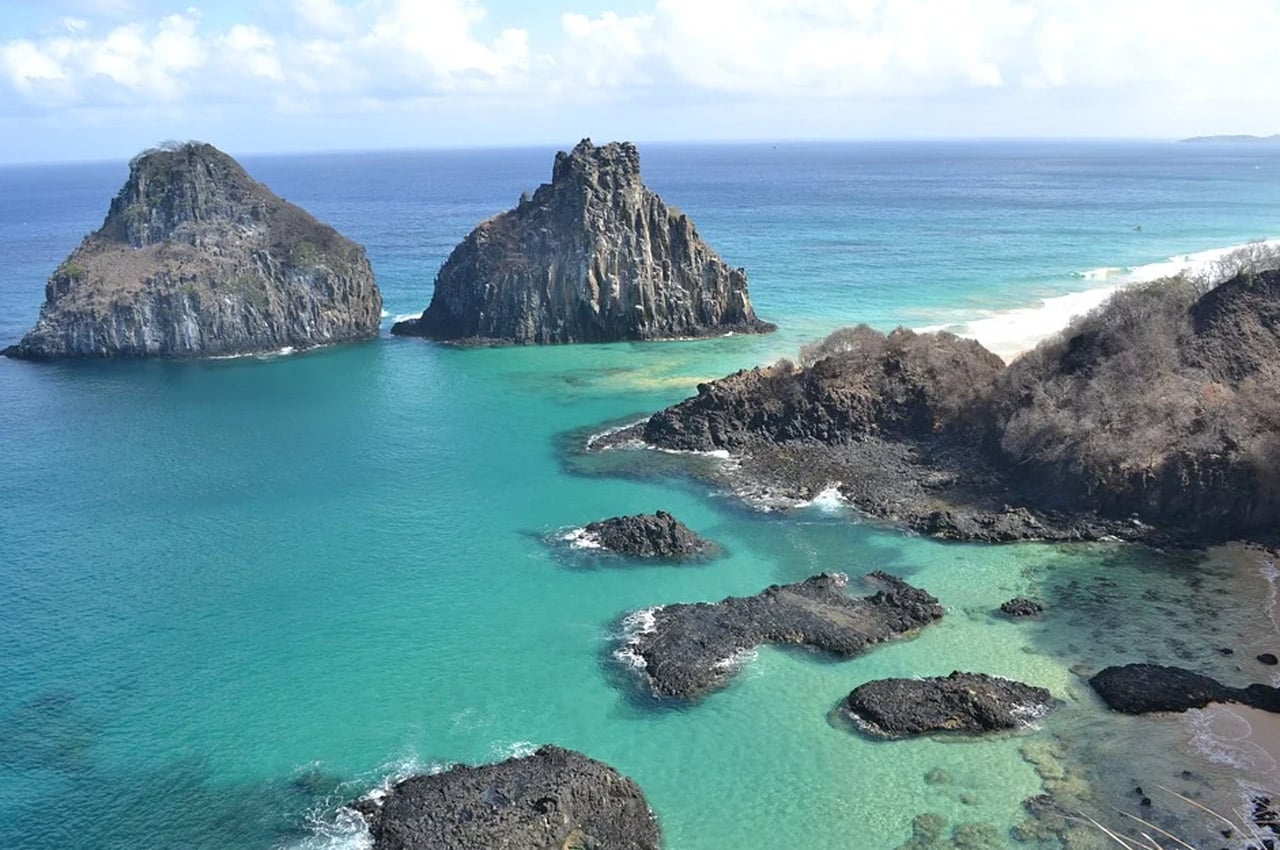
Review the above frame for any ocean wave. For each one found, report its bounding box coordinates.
[917,237,1280,361]
[613,606,662,671]
[559,526,604,550]
[799,484,846,512]
[391,313,420,323]
[487,739,538,761]
[584,418,647,451]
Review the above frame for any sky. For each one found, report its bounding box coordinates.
[0,0,1277,163]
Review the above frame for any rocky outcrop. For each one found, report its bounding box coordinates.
[643,326,1004,452]
[579,511,716,559]
[619,571,944,700]
[1089,663,1280,714]
[392,139,773,345]
[350,745,661,850]
[843,671,1052,737]
[601,267,1280,545]
[999,598,1044,618]
[5,142,381,360]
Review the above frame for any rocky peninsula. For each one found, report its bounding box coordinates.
[576,511,717,560]
[5,142,381,360]
[843,672,1053,737]
[1090,663,1280,715]
[350,745,661,850]
[620,571,944,700]
[594,269,1280,545]
[392,139,774,344]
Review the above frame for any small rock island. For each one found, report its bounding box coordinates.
[350,745,662,850]
[5,141,382,360]
[578,511,717,560]
[392,139,774,344]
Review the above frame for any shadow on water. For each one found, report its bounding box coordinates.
[0,691,99,775]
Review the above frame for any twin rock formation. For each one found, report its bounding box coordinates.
[6,139,767,359]
[6,143,382,359]
[393,139,772,344]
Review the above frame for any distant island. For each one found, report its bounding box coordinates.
[4,142,382,360]
[1179,134,1280,143]
[392,139,774,345]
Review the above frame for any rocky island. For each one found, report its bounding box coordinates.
[572,511,717,560]
[843,671,1053,737]
[1090,663,1280,715]
[620,571,944,700]
[392,139,774,344]
[4,142,381,360]
[594,268,1280,545]
[350,745,661,850]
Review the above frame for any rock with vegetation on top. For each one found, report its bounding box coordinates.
[392,138,774,345]
[621,571,944,700]
[349,745,661,850]
[844,671,1053,737]
[4,141,381,360]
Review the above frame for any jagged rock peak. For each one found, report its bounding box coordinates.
[393,138,775,345]
[5,141,382,360]
[105,142,264,247]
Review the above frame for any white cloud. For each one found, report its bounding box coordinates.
[2,0,1279,134]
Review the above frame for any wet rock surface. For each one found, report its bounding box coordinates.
[393,139,773,345]
[622,571,944,700]
[581,511,716,559]
[844,671,1053,737]
[999,598,1044,618]
[1089,663,1280,714]
[6,142,381,359]
[351,745,661,850]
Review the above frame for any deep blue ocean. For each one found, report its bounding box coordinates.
[2,141,1279,850]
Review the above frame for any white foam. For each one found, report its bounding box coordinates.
[712,647,758,672]
[584,418,647,451]
[392,313,420,323]
[799,484,846,512]
[613,606,662,671]
[559,527,604,550]
[917,237,1280,361]
[652,446,732,460]
[1184,704,1279,777]
[487,740,538,760]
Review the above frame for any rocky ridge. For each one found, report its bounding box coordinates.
[5,142,381,360]
[350,745,661,850]
[620,571,944,700]
[392,139,773,344]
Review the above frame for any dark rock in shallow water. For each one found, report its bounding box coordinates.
[844,671,1052,737]
[621,571,944,700]
[392,138,773,345]
[6,142,381,360]
[579,511,715,559]
[1260,653,1279,666]
[1089,663,1280,714]
[352,745,661,850]
[999,598,1044,618]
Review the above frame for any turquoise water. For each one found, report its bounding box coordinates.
[2,142,1279,850]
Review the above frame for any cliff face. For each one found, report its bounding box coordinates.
[393,139,773,344]
[6,142,382,359]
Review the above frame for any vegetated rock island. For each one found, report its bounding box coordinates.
[843,671,1053,737]
[591,267,1280,546]
[573,510,717,560]
[351,745,662,850]
[4,142,382,360]
[620,571,944,700]
[392,139,774,345]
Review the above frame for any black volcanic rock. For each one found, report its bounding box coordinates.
[999,598,1044,618]
[844,671,1052,737]
[5,142,381,360]
[392,139,773,344]
[1089,663,1280,714]
[621,571,944,700]
[581,511,715,559]
[351,745,661,850]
